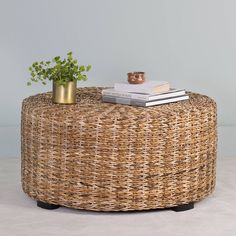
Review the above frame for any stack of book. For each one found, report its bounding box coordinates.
[102,81,189,107]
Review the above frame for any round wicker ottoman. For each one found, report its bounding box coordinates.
[21,87,217,212]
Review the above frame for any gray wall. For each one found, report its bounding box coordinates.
[0,0,235,157]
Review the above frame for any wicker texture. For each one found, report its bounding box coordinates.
[21,87,217,211]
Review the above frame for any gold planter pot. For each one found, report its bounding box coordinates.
[52,81,77,104]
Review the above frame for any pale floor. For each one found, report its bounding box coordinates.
[0,157,236,236]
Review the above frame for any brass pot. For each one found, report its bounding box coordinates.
[52,80,77,104]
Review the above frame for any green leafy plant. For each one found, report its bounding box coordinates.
[27,52,91,86]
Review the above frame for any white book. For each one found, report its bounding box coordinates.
[102,95,189,107]
[114,80,170,94]
[102,88,186,101]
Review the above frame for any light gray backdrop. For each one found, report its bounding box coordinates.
[0,0,235,157]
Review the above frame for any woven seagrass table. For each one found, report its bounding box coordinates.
[21,87,217,212]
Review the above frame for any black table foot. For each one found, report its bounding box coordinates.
[37,200,60,210]
[171,202,194,212]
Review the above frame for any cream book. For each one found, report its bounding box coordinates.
[114,80,170,94]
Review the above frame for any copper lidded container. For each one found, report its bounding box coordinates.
[127,72,145,84]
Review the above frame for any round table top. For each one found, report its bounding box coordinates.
[22,87,216,120]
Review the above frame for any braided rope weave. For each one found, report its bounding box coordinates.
[21,87,217,211]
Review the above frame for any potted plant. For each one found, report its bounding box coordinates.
[27,52,91,104]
